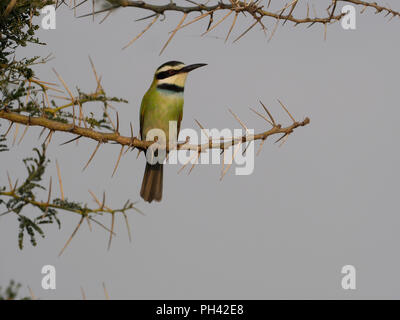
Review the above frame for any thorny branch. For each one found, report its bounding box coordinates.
[72,0,400,49]
[0,144,141,254]
[0,104,310,152]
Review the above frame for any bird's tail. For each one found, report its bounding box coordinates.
[140,162,163,203]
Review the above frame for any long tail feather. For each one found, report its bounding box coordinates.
[140,163,163,203]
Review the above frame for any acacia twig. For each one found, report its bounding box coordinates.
[0,108,310,154]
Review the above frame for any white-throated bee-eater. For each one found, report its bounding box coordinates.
[140,61,207,203]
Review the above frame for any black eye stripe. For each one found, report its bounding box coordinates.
[156,71,170,79]
[156,69,180,80]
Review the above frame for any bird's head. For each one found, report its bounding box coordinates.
[154,61,207,91]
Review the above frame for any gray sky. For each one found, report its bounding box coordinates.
[1,1,400,299]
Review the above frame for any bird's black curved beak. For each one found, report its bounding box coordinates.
[180,63,207,73]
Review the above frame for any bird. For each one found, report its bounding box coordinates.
[140,61,207,203]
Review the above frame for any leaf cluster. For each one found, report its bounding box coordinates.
[2,145,60,249]
[0,280,30,300]
[0,1,53,109]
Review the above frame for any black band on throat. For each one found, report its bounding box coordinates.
[157,83,184,93]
